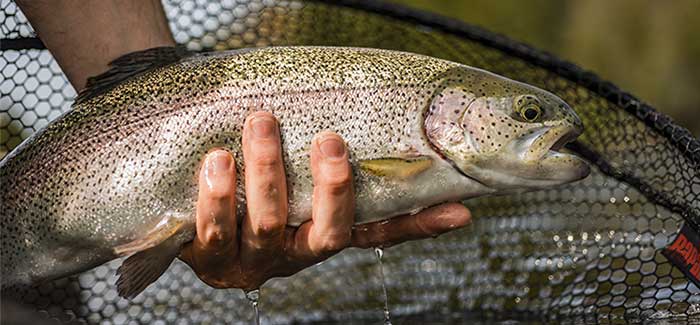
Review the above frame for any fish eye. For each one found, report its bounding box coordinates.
[521,104,541,122]
[514,95,543,122]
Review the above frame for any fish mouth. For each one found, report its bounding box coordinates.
[514,125,581,162]
[547,126,580,153]
[523,125,582,162]
[456,123,590,191]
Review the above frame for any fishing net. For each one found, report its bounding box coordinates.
[1,0,699,323]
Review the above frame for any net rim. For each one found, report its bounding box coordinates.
[2,0,697,165]
[321,0,699,166]
[1,0,698,225]
[320,0,700,230]
[0,0,700,164]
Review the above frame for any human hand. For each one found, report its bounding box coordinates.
[179,112,471,290]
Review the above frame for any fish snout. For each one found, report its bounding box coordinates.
[520,124,580,162]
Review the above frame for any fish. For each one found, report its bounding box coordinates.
[0,46,590,298]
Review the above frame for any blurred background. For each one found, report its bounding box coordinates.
[399,0,700,137]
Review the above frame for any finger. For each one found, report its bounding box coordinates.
[240,112,288,264]
[350,203,471,249]
[287,132,354,261]
[308,132,354,255]
[182,150,238,274]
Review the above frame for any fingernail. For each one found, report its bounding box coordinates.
[250,115,276,139]
[318,135,345,159]
[206,151,232,177]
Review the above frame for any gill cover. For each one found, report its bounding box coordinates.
[424,68,590,190]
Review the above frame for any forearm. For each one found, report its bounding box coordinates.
[16,0,175,91]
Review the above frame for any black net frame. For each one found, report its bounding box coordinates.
[1,0,699,324]
[330,0,700,228]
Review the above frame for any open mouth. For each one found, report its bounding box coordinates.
[548,127,580,152]
[507,125,584,162]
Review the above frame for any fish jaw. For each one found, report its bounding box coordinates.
[423,67,590,192]
[454,121,590,190]
[463,127,590,190]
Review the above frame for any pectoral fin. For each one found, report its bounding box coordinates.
[113,212,192,298]
[359,156,433,179]
[114,212,188,256]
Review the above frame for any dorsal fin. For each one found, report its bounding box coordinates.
[75,46,193,104]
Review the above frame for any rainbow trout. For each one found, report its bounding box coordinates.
[0,46,589,298]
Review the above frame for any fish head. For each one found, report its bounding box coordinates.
[425,68,590,191]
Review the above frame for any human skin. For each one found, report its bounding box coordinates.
[16,0,472,290]
[16,0,175,91]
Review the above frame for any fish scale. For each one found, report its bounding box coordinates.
[1,46,588,298]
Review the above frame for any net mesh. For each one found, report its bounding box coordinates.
[1,0,699,323]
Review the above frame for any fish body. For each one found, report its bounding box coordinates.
[0,47,589,297]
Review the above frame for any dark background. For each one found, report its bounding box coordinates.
[400,0,700,137]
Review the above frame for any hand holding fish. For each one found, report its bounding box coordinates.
[179,112,472,290]
[7,0,590,298]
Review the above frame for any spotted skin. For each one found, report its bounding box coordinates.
[424,71,588,189]
[0,47,588,291]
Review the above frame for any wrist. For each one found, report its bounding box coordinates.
[17,0,176,91]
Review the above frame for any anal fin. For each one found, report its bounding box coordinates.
[113,212,192,298]
[116,235,181,299]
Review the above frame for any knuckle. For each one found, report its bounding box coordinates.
[202,228,233,249]
[314,233,351,253]
[252,181,281,200]
[319,167,353,189]
[414,213,436,236]
[206,185,235,200]
[201,275,229,289]
[198,272,237,289]
[251,154,281,172]
[252,215,286,238]
[319,182,352,198]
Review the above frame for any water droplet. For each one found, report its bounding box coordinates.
[245,289,261,325]
[374,247,392,325]
[374,247,384,260]
[421,259,437,272]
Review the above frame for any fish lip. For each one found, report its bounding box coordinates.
[548,126,580,152]
[523,125,581,161]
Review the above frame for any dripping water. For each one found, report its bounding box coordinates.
[374,247,392,325]
[245,289,261,325]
